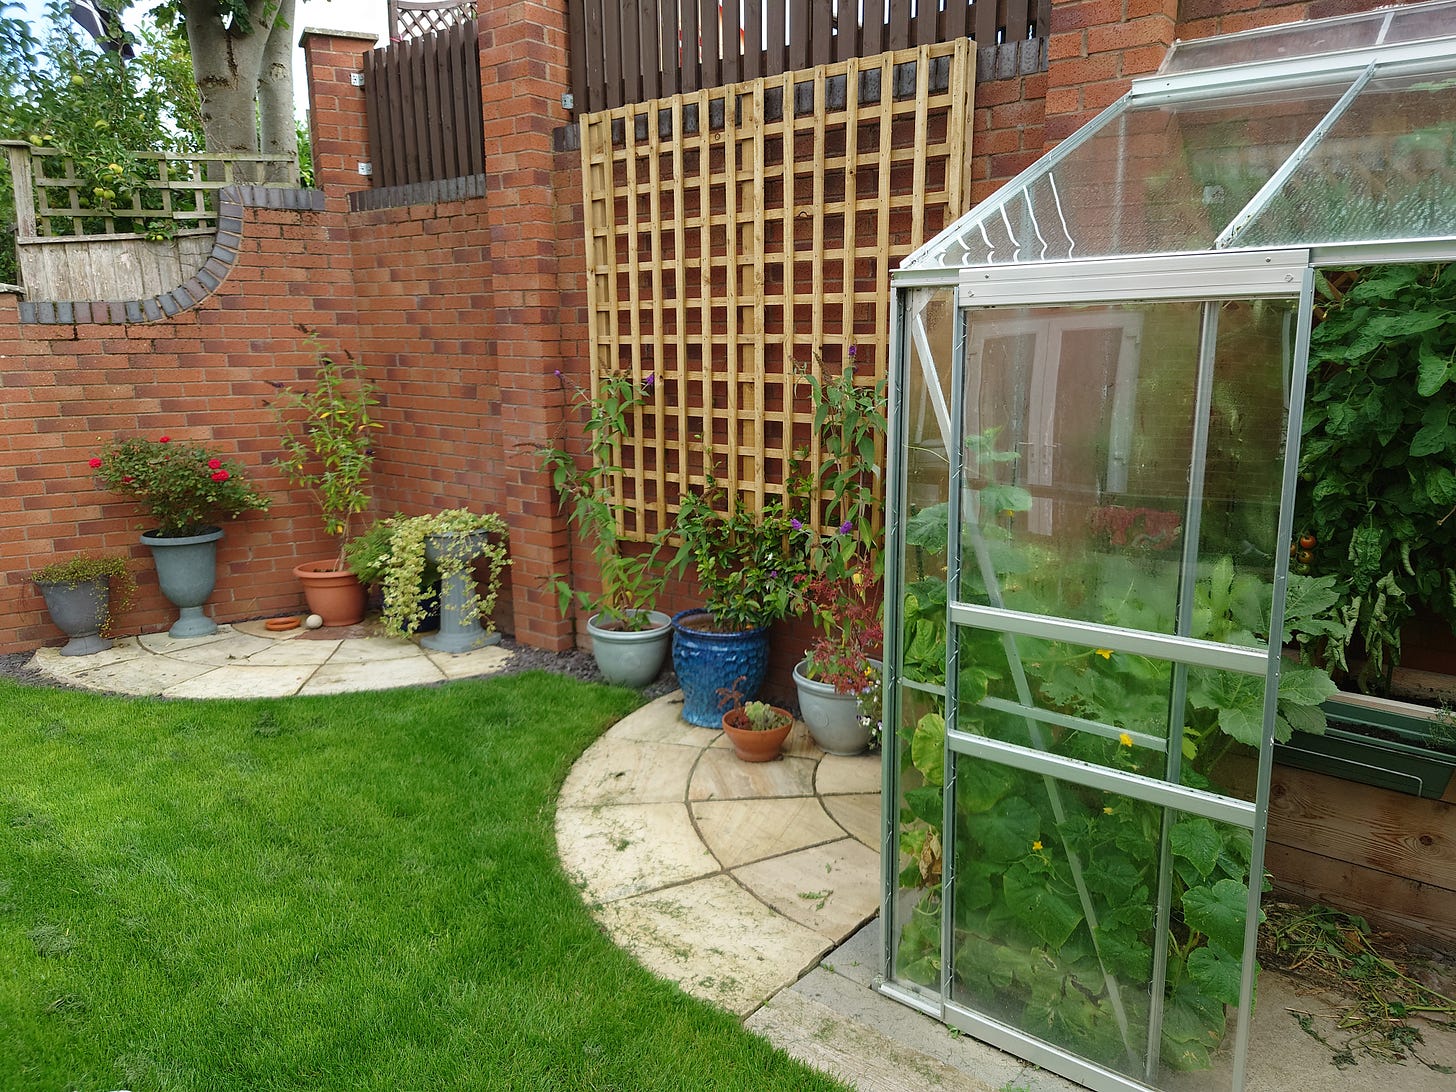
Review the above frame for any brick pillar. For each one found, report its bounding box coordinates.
[1043,0,1177,148]
[476,0,577,651]
[300,29,378,202]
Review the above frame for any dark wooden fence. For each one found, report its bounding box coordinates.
[567,0,1049,114]
[363,19,485,190]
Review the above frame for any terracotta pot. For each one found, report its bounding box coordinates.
[292,561,367,627]
[721,706,794,762]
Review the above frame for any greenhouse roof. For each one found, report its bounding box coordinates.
[904,0,1456,273]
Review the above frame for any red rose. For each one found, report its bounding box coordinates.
[158,435,170,443]
[207,458,222,469]
[210,470,230,482]
[88,457,102,468]
[122,475,134,483]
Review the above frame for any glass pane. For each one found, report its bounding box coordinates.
[891,286,957,996]
[976,85,1348,263]
[1385,4,1456,45]
[1239,72,1456,247]
[949,761,1258,1085]
[1160,17,1380,75]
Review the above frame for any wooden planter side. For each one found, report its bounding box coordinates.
[1266,762,1456,946]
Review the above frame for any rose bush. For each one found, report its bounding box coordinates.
[91,436,269,537]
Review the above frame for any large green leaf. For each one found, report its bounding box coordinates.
[1003,864,1083,950]
[905,504,949,551]
[1277,661,1339,710]
[964,795,1040,862]
[956,759,1013,813]
[1182,878,1250,954]
[910,712,945,786]
[1188,943,1244,1007]
[1170,817,1221,880]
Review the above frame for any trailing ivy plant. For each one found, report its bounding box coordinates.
[1298,264,1456,690]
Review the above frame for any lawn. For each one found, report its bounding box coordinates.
[0,672,845,1091]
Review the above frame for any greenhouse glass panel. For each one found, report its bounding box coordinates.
[1234,72,1456,248]
[927,84,1347,267]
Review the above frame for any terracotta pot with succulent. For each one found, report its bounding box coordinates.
[375,509,510,652]
[668,479,811,726]
[790,360,888,755]
[540,369,671,687]
[31,555,137,656]
[717,676,795,762]
[91,435,269,637]
[270,333,380,627]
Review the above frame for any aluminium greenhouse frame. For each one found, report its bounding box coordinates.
[877,5,1456,1091]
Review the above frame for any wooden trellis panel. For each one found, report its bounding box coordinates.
[581,40,975,539]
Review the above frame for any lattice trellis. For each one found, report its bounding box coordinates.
[580,40,975,540]
[388,0,477,41]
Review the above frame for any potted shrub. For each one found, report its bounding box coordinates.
[667,480,810,726]
[31,555,137,656]
[717,676,794,762]
[271,333,379,626]
[540,369,672,687]
[91,435,269,637]
[376,509,510,652]
[790,360,887,754]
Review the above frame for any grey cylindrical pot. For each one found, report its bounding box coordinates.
[140,527,223,638]
[587,610,672,687]
[793,658,871,756]
[36,576,113,656]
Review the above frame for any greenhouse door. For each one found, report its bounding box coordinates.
[884,252,1316,1092]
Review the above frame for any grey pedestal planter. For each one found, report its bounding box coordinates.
[36,576,113,656]
[140,527,223,638]
[420,530,501,653]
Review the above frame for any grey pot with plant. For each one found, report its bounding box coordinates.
[270,333,379,627]
[32,556,137,656]
[541,369,672,687]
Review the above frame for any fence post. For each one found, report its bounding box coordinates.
[2,140,37,239]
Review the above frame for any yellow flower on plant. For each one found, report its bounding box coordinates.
[1118,732,1133,748]
[1032,840,1043,852]
[1103,806,1114,815]
[852,572,864,585]
[1094,648,1113,659]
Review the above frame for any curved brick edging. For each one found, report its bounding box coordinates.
[15,184,325,325]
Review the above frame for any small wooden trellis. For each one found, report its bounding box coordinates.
[580,40,975,539]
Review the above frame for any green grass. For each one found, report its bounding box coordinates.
[0,673,845,1091]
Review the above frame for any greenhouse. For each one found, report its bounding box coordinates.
[878,3,1456,1090]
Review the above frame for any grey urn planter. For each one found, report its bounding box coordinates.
[793,658,872,756]
[140,527,223,638]
[36,576,113,656]
[587,610,672,687]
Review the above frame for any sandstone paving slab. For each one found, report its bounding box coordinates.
[62,655,217,696]
[557,802,717,903]
[28,641,145,679]
[823,793,881,849]
[692,796,847,869]
[689,746,817,801]
[298,655,445,695]
[137,628,237,654]
[593,873,831,1016]
[781,720,823,759]
[425,644,513,679]
[150,632,278,665]
[162,663,315,699]
[818,752,882,795]
[607,694,715,748]
[238,639,342,666]
[318,635,423,663]
[733,837,880,940]
[559,736,701,806]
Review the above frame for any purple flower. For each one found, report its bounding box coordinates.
[553,369,562,378]
[643,372,655,387]
[839,520,853,534]
[791,518,803,531]
[847,345,857,358]
[769,570,779,579]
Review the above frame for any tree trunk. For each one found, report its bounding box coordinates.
[257,0,297,180]
[184,0,295,167]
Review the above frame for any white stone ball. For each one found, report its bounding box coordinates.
[303,614,324,630]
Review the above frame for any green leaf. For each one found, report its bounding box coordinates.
[905,504,949,551]
[1279,700,1326,737]
[964,795,1040,862]
[1277,661,1339,710]
[1182,878,1250,954]
[1410,421,1454,458]
[1170,817,1221,880]
[910,713,945,786]
[956,760,1013,813]
[1417,346,1451,397]
[1003,863,1084,949]
[1188,943,1245,1007]
[902,785,944,828]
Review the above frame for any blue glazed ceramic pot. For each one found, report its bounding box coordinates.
[670,608,770,727]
